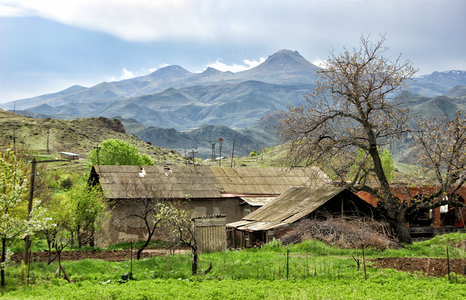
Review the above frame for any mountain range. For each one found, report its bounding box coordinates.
[2,50,466,159]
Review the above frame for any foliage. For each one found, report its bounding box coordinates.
[66,179,107,247]
[161,198,200,274]
[260,238,284,251]
[2,233,466,299]
[0,150,51,286]
[249,150,257,157]
[59,177,73,190]
[87,139,154,168]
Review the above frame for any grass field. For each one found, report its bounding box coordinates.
[2,234,466,299]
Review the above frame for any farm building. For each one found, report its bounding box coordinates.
[60,152,80,160]
[89,165,331,247]
[356,186,466,237]
[227,186,378,248]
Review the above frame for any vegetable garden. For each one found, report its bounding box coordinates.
[1,233,466,299]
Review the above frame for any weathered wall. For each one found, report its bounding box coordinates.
[95,198,242,247]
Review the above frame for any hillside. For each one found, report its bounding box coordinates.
[119,110,281,159]
[0,109,185,166]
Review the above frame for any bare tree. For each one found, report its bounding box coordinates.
[279,35,418,243]
[409,111,466,214]
[161,199,201,275]
[117,178,168,260]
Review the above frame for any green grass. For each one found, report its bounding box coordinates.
[2,233,466,299]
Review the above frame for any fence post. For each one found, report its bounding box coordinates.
[286,248,289,280]
[447,246,450,281]
[362,246,367,280]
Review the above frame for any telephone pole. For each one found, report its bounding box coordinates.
[218,138,224,167]
[207,140,217,159]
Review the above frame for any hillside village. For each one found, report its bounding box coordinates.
[2,50,466,297]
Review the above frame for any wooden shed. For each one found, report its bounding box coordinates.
[60,152,80,160]
[227,187,377,248]
[192,215,227,253]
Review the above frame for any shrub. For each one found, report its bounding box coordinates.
[280,217,396,250]
[60,176,73,189]
[261,238,284,251]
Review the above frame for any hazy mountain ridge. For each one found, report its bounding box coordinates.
[2,49,466,160]
[118,110,282,158]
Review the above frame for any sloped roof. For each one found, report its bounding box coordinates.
[228,187,373,232]
[94,165,223,199]
[244,187,348,224]
[240,197,276,206]
[212,167,329,195]
[91,165,330,200]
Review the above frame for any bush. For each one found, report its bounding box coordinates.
[60,176,73,189]
[261,238,283,251]
[280,217,396,250]
[250,150,257,157]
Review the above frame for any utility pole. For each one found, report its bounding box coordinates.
[188,150,198,165]
[230,139,235,168]
[218,138,224,167]
[24,158,69,263]
[47,128,50,153]
[24,158,36,263]
[94,145,101,165]
[13,102,16,150]
[207,140,217,160]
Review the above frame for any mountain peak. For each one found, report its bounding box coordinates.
[148,65,192,79]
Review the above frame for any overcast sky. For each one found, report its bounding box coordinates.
[0,0,465,103]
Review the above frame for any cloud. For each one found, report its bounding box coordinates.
[205,58,266,73]
[312,58,328,69]
[108,68,135,81]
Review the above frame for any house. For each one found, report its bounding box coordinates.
[356,186,466,237]
[60,152,80,160]
[89,165,331,247]
[226,187,378,248]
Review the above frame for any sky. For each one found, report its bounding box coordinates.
[0,0,465,104]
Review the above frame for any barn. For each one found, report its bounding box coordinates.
[89,165,331,247]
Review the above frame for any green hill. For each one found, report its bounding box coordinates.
[0,109,185,167]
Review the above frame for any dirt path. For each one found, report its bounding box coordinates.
[12,248,189,264]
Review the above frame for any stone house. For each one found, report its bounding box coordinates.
[89,165,331,247]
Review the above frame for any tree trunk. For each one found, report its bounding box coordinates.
[391,209,412,244]
[392,219,412,244]
[137,239,151,260]
[1,237,6,287]
[192,250,198,275]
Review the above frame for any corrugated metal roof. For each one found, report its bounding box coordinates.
[240,197,276,206]
[226,220,290,231]
[95,165,223,199]
[226,220,254,228]
[243,187,347,223]
[92,166,330,200]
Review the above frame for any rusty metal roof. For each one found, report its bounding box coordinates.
[243,187,347,224]
[92,165,330,200]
